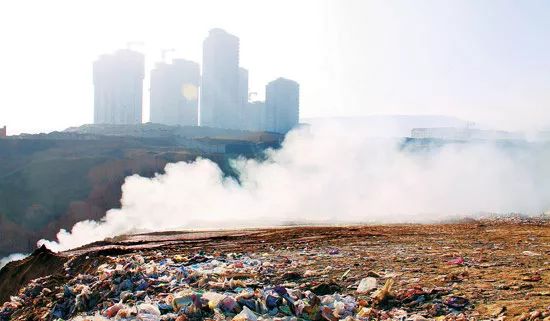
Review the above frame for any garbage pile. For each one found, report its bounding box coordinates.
[0,251,479,321]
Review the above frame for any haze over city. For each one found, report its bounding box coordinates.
[2,0,550,134]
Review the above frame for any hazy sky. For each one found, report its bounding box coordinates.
[1,0,550,134]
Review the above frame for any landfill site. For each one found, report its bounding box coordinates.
[0,217,549,321]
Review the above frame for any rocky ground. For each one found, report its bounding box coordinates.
[1,218,549,320]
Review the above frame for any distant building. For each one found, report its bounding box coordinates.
[238,68,249,129]
[93,49,144,125]
[242,101,267,132]
[150,59,200,126]
[0,126,6,138]
[265,78,300,133]
[200,29,240,129]
[411,127,525,140]
[536,130,550,141]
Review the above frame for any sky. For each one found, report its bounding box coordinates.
[1,0,550,134]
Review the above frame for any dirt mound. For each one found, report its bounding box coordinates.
[0,245,67,304]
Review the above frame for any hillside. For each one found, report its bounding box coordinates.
[0,125,282,256]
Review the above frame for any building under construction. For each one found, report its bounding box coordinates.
[150,59,200,126]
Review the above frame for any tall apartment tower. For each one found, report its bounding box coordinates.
[200,29,240,129]
[265,78,300,133]
[150,59,200,126]
[93,49,144,125]
[238,67,249,129]
[0,126,6,138]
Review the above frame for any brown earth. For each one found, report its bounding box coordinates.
[0,129,279,257]
[1,219,549,319]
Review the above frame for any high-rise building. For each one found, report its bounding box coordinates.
[265,78,300,133]
[238,67,249,129]
[0,126,6,138]
[93,49,144,125]
[200,29,240,129]
[150,59,200,126]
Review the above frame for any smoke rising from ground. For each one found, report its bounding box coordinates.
[38,122,550,252]
[0,253,28,269]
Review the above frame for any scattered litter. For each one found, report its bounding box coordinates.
[341,268,351,280]
[444,296,469,310]
[447,257,465,265]
[356,277,377,294]
[2,219,548,320]
[371,278,394,304]
[0,252,469,321]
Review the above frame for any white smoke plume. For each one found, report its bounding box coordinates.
[38,121,550,252]
[0,253,28,270]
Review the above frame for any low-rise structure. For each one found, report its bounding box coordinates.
[411,127,525,141]
[242,101,267,132]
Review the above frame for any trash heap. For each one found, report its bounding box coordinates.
[0,250,480,321]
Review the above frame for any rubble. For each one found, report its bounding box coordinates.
[1,220,549,320]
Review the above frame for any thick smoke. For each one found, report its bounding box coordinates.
[0,253,28,269]
[38,122,550,252]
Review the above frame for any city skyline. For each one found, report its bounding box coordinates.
[2,0,550,134]
[94,28,300,133]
